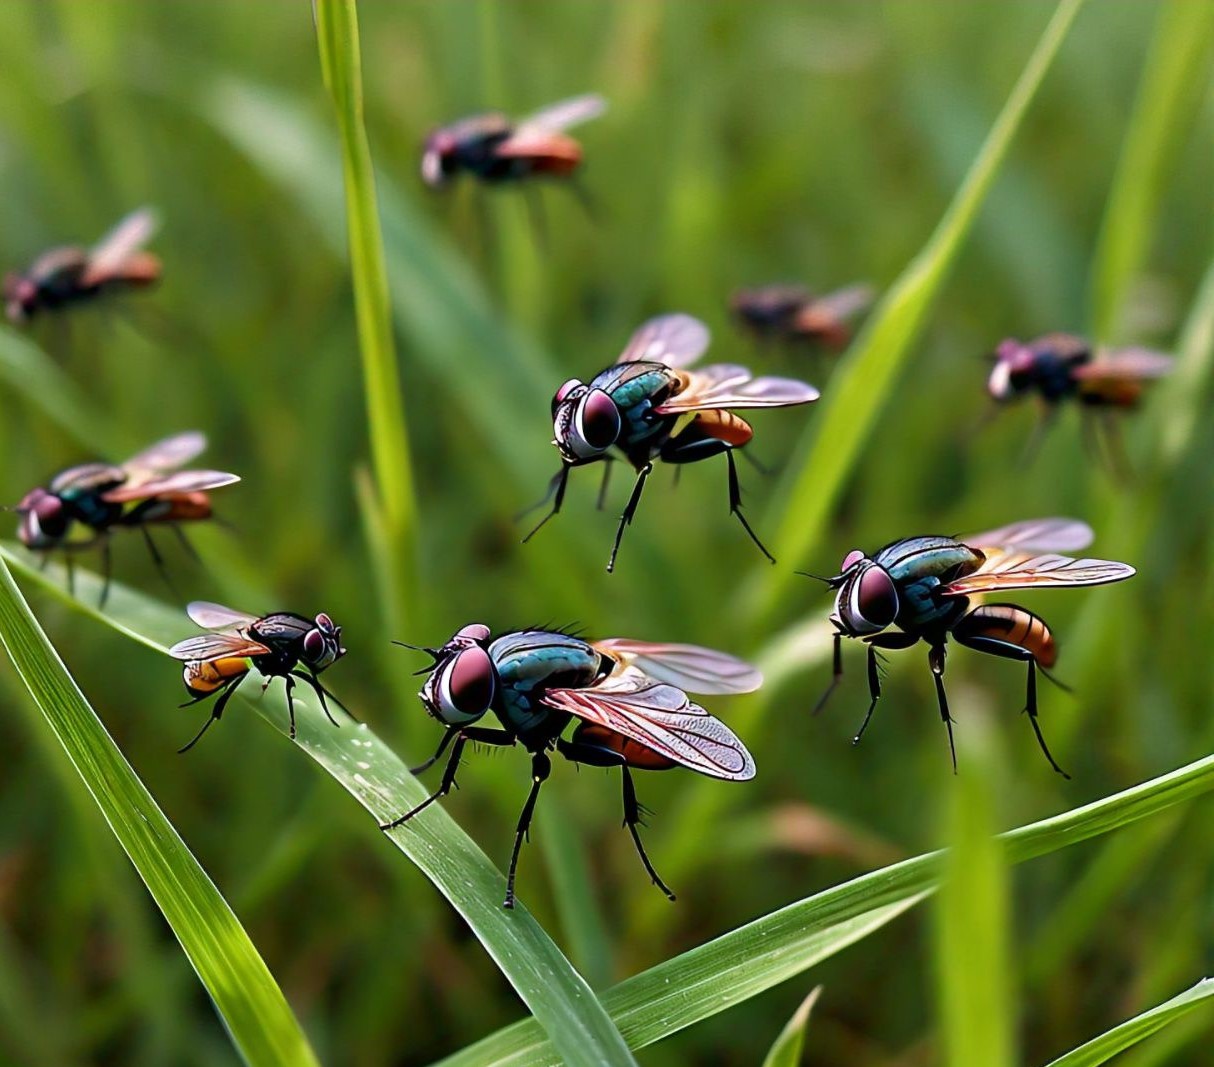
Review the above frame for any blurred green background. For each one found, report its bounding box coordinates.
[1,1,1212,1064]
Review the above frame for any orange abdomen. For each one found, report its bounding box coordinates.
[184,657,249,697]
[575,723,677,771]
[694,409,754,448]
[957,605,1057,667]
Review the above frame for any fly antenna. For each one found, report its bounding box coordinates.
[795,570,835,585]
[393,640,441,673]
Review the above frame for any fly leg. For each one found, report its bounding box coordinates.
[504,751,552,910]
[1024,660,1070,778]
[410,728,457,776]
[520,465,570,541]
[171,524,201,562]
[726,449,775,564]
[607,462,652,573]
[812,633,843,715]
[291,669,358,725]
[379,727,515,831]
[596,456,614,510]
[99,540,113,610]
[853,631,917,742]
[65,552,76,598]
[557,737,675,901]
[178,677,243,754]
[928,642,957,773]
[140,526,180,600]
[284,675,298,740]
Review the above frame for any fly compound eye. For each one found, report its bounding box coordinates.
[552,378,582,416]
[433,646,495,726]
[568,389,620,459]
[842,563,899,635]
[20,492,66,546]
[455,623,491,644]
[841,549,866,572]
[315,613,334,632]
[302,628,329,668]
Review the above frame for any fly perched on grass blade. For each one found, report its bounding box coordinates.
[11,432,239,606]
[730,283,873,351]
[813,518,1135,776]
[4,208,161,324]
[986,333,1172,470]
[169,602,350,751]
[524,313,819,572]
[380,624,759,909]
[420,94,606,210]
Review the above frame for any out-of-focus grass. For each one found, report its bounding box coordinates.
[1,1,1213,1064]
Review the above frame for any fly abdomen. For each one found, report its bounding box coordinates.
[184,657,249,698]
[953,605,1057,667]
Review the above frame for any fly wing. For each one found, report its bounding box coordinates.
[121,432,207,480]
[82,208,159,286]
[101,470,239,503]
[963,518,1094,555]
[542,668,755,780]
[616,313,711,369]
[186,601,260,632]
[48,462,125,493]
[807,283,874,322]
[168,632,269,662]
[656,364,819,413]
[941,552,1135,597]
[1071,348,1173,382]
[594,638,762,694]
[515,93,607,134]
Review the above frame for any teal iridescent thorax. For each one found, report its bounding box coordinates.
[589,362,680,444]
[489,630,604,736]
[874,535,983,629]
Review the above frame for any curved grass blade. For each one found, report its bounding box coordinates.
[1088,0,1214,342]
[0,553,319,1067]
[314,0,417,629]
[761,986,822,1067]
[745,0,1086,627]
[439,745,1214,1066]
[0,544,636,1067]
[1042,977,1214,1067]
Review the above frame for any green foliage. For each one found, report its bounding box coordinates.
[0,555,318,1067]
[1,1,1213,1064]
[761,986,821,1067]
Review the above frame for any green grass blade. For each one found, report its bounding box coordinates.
[745,0,1085,626]
[0,554,319,1067]
[439,743,1214,1066]
[314,0,418,626]
[1042,978,1214,1067]
[0,326,118,451]
[761,986,822,1067]
[936,729,1015,1067]
[0,545,636,1067]
[1088,0,1214,341]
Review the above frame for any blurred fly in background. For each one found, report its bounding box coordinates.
[382,623,759,909]
[11,432,239,605]
[730,282,873,352]
[4,208,161,324]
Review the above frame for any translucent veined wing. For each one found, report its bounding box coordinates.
[594,638,762,695]
[616,313,711,370]
[492,129,581,163]
[251,613,314,640]
[963,518,1094,555]
[657,364,819,413]
[101,470,239,503]
[941,552,1135,597]
[805,283,874,321]
[121,432,207,481]
[542,668,755,780]
[82,208,159,286]
[1071,347,1173,381]
[515,94,607,135]
[168,632,269,662]
[49,462,125,493]
[186,601,260,632]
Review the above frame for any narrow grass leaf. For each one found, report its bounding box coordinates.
[1043,977,1214,1067]
[746,0,1085,626]
[314,0,418,627]
[761,986,822,1067]
[1088,0,1214,341]
[0,545,637,1067]
[0,554,319,1067]
[0,326,117,451]
[440,744,1214,1065]
[935,729,1015,1067]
